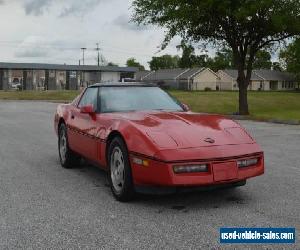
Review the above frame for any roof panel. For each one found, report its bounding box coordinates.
[90,82,156,87]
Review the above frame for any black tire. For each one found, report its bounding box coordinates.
[58,123,81,169]
[108,137,135,202]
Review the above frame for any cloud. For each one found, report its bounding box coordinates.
[14,36,89,62]
[15,49,48,58]
[23,0,52,15]
[113,14,149,31]
[22,0,106,16]
[15,36,50,58]
[0,0,169,67]
[59,0,105,17]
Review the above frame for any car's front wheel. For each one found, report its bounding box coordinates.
[58,123,81,168]
[108,137,135,202]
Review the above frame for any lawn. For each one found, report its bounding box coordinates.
[170,90,300,122]
[0,90,79,102]
[0,90,299,122]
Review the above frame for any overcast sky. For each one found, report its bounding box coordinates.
[0,0,204,69]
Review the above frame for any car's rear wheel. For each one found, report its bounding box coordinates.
[108,137,135,202]
[58,123,81,169]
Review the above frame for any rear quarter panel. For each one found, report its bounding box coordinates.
[54,91,83,135]
[54,104,73,135]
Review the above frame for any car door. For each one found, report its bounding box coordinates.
[68,87,99,161]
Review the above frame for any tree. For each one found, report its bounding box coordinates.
[177,41,209,68]
[176,41,196,68]
[148,55,180,71]
[253,50,272,69]
[206,48,235,71]
[126,58,145,71]
[107,62,118,66]
[192,54,209,68]
[280,39,300,79]
[176,41,234,70]
[132,0,300,115]
[272,62,283,71]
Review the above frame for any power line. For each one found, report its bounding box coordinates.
[0,40,155,57]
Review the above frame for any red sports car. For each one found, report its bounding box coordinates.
[54,83,264,201]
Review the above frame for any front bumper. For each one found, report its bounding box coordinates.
[134,180,247,195]
[130,152,264,188]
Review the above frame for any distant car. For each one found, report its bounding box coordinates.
[54,83,264,201]
[9,82,21,90]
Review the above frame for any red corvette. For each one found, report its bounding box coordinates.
[54,83,264,201]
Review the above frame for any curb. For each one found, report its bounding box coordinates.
[228,115,300,126]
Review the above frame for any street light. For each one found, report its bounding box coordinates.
[81,48,87,65]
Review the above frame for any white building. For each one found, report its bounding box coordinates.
[0,62,137,90]
[217,69,297,91]
[140,68,219,90]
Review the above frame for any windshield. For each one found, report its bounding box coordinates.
[100,86,184,113]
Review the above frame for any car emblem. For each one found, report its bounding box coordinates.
[204,138,215,144]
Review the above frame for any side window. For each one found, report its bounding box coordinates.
[78,87,98,111]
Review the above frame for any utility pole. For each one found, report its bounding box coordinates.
[95,43,101,66]
[81,47,87,65]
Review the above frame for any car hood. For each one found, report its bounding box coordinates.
[114,111,255,149]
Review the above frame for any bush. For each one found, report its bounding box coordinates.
[204,87,212,91]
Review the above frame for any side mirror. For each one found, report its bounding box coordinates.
[181,103,191,112]
[80,104,95,114]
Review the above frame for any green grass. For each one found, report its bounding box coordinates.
[0,90,299,122]
[169,90,300,122]
[0,90,79,102]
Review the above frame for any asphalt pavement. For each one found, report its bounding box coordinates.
[0,101,299,249]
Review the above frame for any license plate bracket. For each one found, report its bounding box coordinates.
[213,162,238,182]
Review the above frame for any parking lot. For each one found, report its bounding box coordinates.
[0,101,299,249]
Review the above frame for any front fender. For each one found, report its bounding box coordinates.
[105,120,159,158]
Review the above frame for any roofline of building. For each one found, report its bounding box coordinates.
[141,71,155,80]
[219,69,298,82]
[184,68,204,80]
[202,68,220,78]
[252,70,266,81]
[219,69,265,81]
[217,70,235,80]
[0,62,138,72]
[175,68,191,80]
